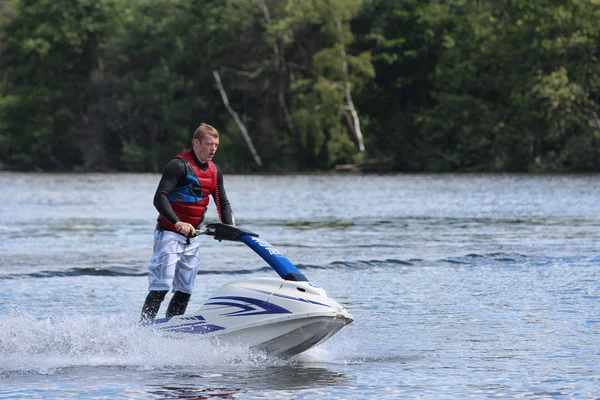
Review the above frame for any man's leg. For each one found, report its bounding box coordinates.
[167,236,201,317]
[165,291,191,317]
[140,290,168,322]
[140,230,183,322]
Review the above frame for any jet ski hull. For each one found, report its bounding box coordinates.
[150,277,353,358]
[254,315,351,357]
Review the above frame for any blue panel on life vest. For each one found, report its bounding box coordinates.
[236,235,308,281]
[168,175,204,202]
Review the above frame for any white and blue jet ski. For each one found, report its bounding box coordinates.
[149,223,353,358]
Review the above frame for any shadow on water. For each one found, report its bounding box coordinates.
[147,365,349,397]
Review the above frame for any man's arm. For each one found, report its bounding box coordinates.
[213,165,235,225]
[153,159,186,225]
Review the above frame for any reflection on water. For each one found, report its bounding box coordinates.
[238,365,348,390]
[148,385,240,399]
[147,366,348,398]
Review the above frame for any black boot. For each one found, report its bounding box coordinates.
[140,290,168,324]
[165,291,191,317]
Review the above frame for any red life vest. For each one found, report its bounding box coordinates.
[157,151,218,232]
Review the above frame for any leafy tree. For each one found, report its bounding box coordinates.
[415,0,600,171]
[259,0,374,168]
[500,0,600,171]
[103,0,266,171]
[0,0,119,170]
[1,0,599,172]
[352,0,440,170]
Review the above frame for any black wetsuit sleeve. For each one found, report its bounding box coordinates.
[214,165,234,225]
[153,159,186,225]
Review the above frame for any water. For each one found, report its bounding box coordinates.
[1,172,599,399]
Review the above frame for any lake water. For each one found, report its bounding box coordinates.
[0,172,599,399]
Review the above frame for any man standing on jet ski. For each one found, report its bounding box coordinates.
[140,123,235,323]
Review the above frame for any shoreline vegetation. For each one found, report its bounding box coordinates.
[1,0,599,174]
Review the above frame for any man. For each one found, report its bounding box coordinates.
[140,123,234,323]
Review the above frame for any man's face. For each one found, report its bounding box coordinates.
[194,135,219,163]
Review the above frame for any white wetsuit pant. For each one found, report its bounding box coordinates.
[147,230,201,294]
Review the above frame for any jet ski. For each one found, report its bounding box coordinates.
[149,223,353,358]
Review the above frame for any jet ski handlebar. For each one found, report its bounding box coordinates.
[196,223,259,241]
[195,223,309,282]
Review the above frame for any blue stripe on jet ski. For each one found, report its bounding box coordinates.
[247,288,333,308]
[180,315,206,321]
[206,296,292,316]
[150,315,206,325]
[150,316,173,324]
[163,323,225,334]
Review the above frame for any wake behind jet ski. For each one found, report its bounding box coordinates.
[148,223,353,358]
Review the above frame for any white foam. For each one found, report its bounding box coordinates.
[0,311,279,375]
[289,334,361,365]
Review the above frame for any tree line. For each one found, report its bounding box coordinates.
[1,0,599,173]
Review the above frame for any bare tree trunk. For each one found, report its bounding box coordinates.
[594,111,600,129]
[335,14,365,153]
[212,70,263,167]
[278,91,296,136]
[257,0,272,25]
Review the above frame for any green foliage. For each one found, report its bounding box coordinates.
[1,0,600,172]
[277,0,373,167]
[522,67,600,170]
[0,0,119,170]
[413,0,600,171]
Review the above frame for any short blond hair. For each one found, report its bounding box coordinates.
[192,123,219,143]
